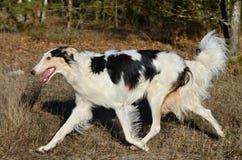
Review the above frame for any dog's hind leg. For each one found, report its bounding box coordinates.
[36,103,92,153]
[141,88,170,144]
[141,98,162,144]
[190,103,225,137]
[115,106,149,152]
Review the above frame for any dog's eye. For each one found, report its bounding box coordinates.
[46,57,51,60]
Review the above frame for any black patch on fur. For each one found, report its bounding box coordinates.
[50,46,74,63]
[106,54,142,89]
[174,66,191,91]
[90,56,106,74]
[138,50,163,81]
[138,50,164,56]
[196,49,201,55]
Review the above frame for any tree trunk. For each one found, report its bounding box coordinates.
[115,0,118,28]
[40,0,48,23]
[43,0,48,6]
[67,0,72,32]
[220,0,230,40]
[230,0,241,56]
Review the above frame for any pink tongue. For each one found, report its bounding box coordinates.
[39,68,55,83]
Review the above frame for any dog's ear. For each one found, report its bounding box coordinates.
[63,52,74,63]
[64,47,78,63]
[51,46,78,63]
[61,47,78,63]
[64,47,78,55]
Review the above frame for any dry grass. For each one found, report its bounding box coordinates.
[0,31,241,159]
[0,71,33,158]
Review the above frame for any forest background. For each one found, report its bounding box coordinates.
[0,0,240,54]
[0,0,242,159]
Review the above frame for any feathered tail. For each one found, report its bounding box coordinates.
[162,31,230,120]
[196,30,229,77]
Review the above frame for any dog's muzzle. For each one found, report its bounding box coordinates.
[31,70,36,75]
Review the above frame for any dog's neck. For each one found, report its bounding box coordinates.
[59,63,77,85]
[63,53,96,95]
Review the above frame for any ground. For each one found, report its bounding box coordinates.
[0,30,241,159]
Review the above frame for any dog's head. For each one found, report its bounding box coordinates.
[31,46,78,83]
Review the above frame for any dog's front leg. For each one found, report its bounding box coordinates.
[36,103,92,153]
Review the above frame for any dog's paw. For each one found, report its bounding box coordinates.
[142,144,150,152]
[218,131,225,138]
[35,146,48,154]
[130,144,149,152]
[130,145,138,150]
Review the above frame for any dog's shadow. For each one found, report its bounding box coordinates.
[41,98,219,144]
[42,100,127,143]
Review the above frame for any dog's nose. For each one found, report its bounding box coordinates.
[31,70,36,75]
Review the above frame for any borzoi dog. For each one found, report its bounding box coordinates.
[31,30,227,153]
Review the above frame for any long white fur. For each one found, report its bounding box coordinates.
[160,30,228,139]
[32,31,228,153]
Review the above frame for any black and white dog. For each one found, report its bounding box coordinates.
[31,31,227,153]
